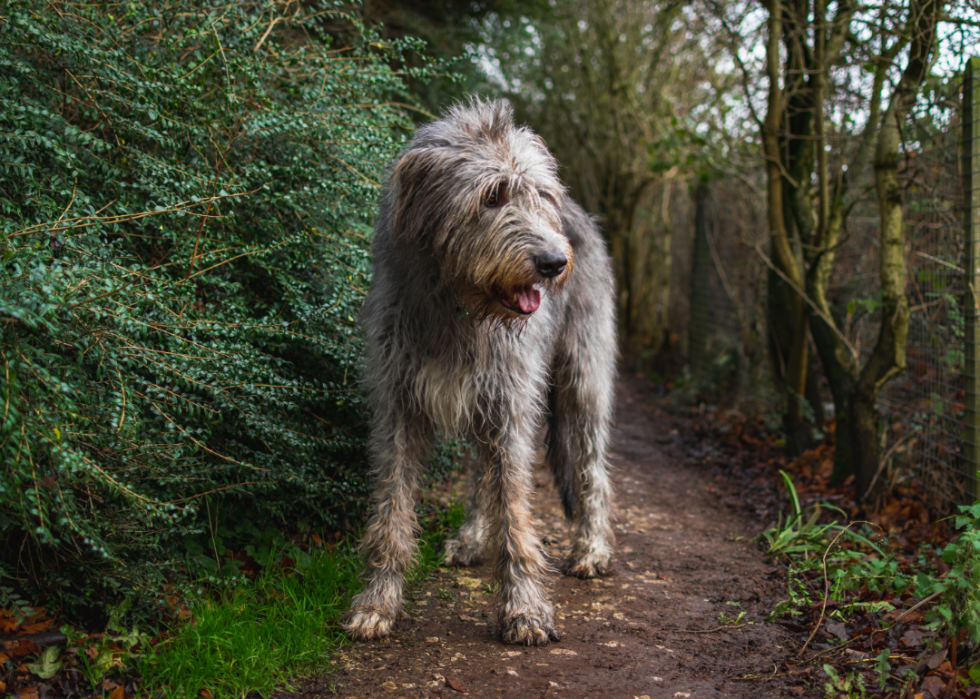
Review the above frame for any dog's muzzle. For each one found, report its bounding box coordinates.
[497,249,569,316]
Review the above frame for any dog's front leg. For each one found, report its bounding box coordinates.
[478,417,560,646]
[344,406,432,641]
[443,462,488,566]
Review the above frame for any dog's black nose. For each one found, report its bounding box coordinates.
[535,251,567,278]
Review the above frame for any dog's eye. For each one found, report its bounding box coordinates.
[484,183,506,208]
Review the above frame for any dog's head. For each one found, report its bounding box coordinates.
[387,99,573,321]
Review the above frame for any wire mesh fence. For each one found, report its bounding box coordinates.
[683,60,980,512]
[833,74,970,510]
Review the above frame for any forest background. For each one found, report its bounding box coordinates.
[1,0,979,643]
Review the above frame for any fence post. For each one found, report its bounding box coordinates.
[689,183,711,379]
[965,57,980,503]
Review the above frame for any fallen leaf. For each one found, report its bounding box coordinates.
[26,645,62,679]
[446,678,467,693]
[916,649,947,674]
[900,628,923,648]
[9,640,39,657]
[19,687,38,699]
[0,610,17,634]
[379,681,398,690]
[550,648,577,656]
[199,689,213,699]
[20,618,54,635]
[919,675,944,699]
[109,686,125,699]
[826,621,848,639]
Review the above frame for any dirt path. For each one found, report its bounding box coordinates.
[309,380,814,698]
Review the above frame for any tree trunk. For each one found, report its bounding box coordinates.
[763,0,809,447]
[849,389,881,500]
[853,0,941,502]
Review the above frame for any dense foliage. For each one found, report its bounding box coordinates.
[0,0,426,616]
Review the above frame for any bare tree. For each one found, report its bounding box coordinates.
[710,0,948,500]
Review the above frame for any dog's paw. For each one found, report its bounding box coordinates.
[564,553,611,579]
[498,612,562,646]
[343,607,396,641]
[443,537,486,567]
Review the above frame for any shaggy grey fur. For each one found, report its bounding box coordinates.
[342,100,617,646]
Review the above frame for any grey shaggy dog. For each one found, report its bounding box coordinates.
[343,99,617,646]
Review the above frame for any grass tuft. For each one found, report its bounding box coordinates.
[140,501,466,698]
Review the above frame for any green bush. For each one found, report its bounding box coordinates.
[0,0,428,617]
[916,503,980,645]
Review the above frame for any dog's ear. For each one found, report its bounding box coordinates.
[389,146,447,245]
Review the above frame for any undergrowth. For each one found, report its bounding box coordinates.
[761,472,980,696]
[5,500,467,699]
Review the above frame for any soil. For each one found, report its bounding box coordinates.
[297,379,818,698]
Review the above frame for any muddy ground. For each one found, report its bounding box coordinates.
[298,380,816,698]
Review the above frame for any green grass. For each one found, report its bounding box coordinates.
[139,501,466,698]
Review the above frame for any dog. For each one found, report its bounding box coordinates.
[343,99,616,646]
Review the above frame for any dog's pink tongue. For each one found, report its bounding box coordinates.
[518,288,541,314]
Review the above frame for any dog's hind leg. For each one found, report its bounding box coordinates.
[547,329,616,579]
[443,463,488,566]
[344,405,433,641]
[476,409,560,646]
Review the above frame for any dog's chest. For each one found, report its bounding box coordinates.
[411,319,554,436]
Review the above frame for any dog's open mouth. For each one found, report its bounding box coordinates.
[498,285,541,315]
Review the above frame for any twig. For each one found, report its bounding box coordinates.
[890,591,943,626]
[748,238,859,360]
[666,624,747,634]
[8,187,263,238]
[0,632,68,647]
[254,16,283,52]
[805,591,944,660]
[863,431,917,500]
[913,251,963,273]
[799,523,858,656]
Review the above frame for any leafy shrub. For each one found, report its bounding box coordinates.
[0,0,429,616]
[916,503,980,644]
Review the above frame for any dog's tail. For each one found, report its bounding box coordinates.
[546,384,577,520]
